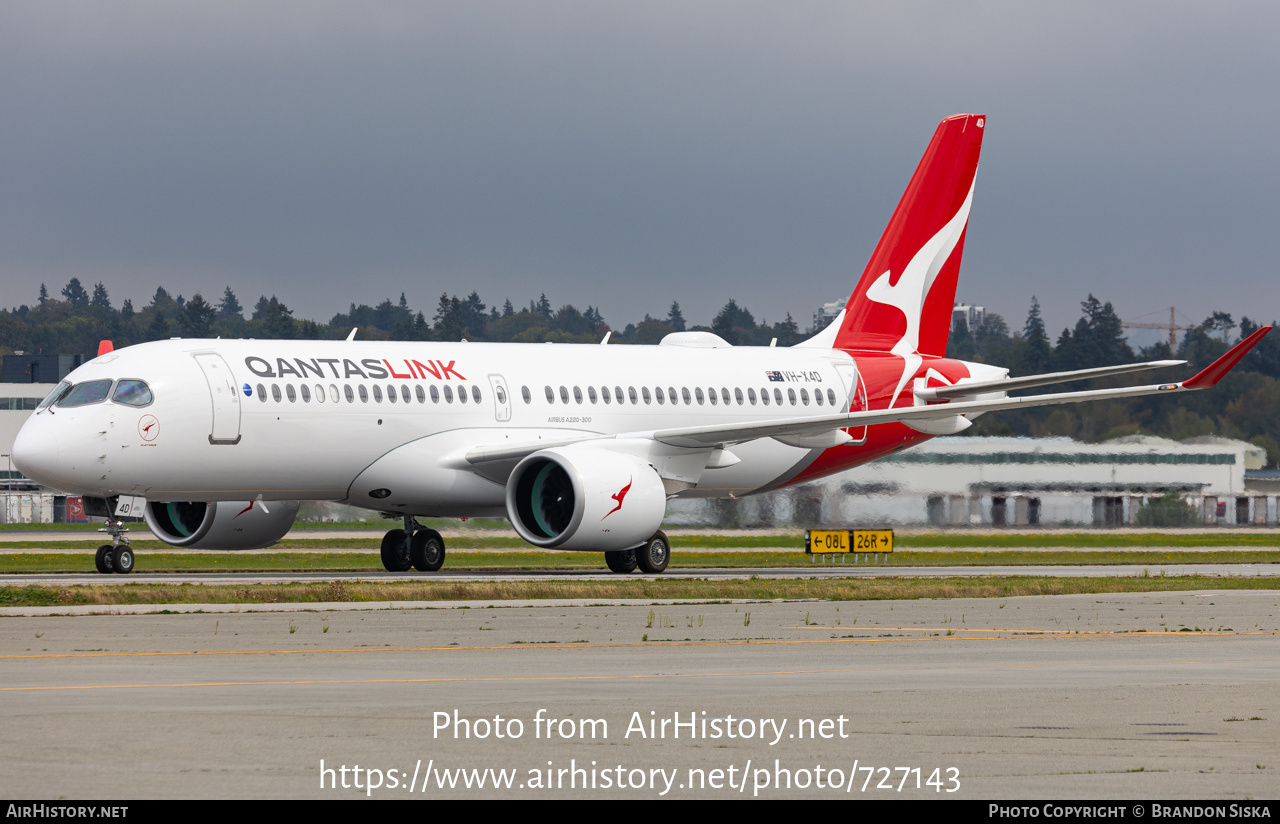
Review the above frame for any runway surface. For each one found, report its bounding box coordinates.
[4,562,1278,586]
[3,590,1279,799]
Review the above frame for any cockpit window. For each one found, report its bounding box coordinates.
[112,379,153,407]
[38,381,72,409]
[56,379,114,408]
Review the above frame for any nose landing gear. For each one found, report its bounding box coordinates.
[381,516,447,572]
[94,519,134,575]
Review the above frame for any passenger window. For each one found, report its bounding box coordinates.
[707,387,717,406]
[401,385,411,403]
[385,384,396,403]
[57,379,114,408]
[457,385,467,403]
[416,385,426,404]
[287,384,298,403]
[695,387,704,405]
[721,387,730,405]
[668,386,677,405]
[760,388,770,406]
[574,386,583,404]
[800,388,809,405]
[787,388,795,405]
[628,386,638,404]
[443,385,454,403]
[430,385,440,403]
[734,387,743,405]
[601,386,611,405]
[112,380,153,407]
[655,387,664,405]
[545,385,554,403]
[344,385,355,403]
[588,386,597,403]
[639,387,649,404]
[559,386,569,403]
[828,388,837,406]
[614,386,624,404]
[330,385,340,403]
[258,383,268,403]
[472,385,481,403]
[682,387,692,404]
[748,387,757,405]
[496,386,506,404]
[358,385,369,403]
[773,388,783,405]
[522,386,531,404]
[306,384,317,403]
[272,384,282,402]
[372,385,383,402]
[814,388,823,406]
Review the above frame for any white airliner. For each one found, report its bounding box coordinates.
[12,114,1269,575]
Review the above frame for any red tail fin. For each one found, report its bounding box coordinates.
[832,114,985,356]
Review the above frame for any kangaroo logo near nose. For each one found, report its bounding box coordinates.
[138,415,159,442]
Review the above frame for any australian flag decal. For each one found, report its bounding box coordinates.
[766,371,784,382]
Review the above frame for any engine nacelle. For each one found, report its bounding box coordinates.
[144,500,300,549]
[506,446,666,551]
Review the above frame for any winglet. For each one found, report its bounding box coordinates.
[97,340,114,357]
[1181,326,1272,389]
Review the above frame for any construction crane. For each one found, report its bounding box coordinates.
[1121,307,1196,351]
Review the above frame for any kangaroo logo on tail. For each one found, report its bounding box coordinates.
[830,114,985,373]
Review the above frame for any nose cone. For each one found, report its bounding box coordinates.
[12,415,64,489]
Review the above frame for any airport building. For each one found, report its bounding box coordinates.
[668,435,1274,529]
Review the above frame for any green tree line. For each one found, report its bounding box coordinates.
[4,280,1277,464]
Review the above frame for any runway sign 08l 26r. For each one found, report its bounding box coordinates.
[804,529,894,555]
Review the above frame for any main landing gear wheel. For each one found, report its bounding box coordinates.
[380,528,412,572]
[604,549,637,574]
[410,529,446,572]
[634,530,670,574]
[95,545,114,574]
[111,545,135,575]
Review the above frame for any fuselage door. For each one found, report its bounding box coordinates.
[488,374,511,422]
[193,352,242,445]
[831,360,868,445]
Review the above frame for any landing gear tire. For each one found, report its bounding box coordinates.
[380,528,411,572]
[634,531,670,574]
[604,549,637,574]
[410,529,446,572]
[95,545,114,574]
[111,545,135,575]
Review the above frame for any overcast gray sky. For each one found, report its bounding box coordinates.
[3,2,1277,342]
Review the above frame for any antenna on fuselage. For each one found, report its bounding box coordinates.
[600,331,611,345]
[346,328,358,341]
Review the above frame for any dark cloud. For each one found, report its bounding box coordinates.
[2,2,1277,339]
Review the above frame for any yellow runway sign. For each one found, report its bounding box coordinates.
[805,530,893,554]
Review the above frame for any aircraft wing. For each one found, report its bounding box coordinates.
[914,359,1185,401]
[466,327,1269,462]
[652,327,1269,448]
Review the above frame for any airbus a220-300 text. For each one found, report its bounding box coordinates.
[13,114,1269,574]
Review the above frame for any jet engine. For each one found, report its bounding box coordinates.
[144,500,300,549]
[506,446,666,551]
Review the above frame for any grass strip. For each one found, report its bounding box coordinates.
[11,532,1280,551]
[3,576,1278,608]
[1,550,1279,574]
